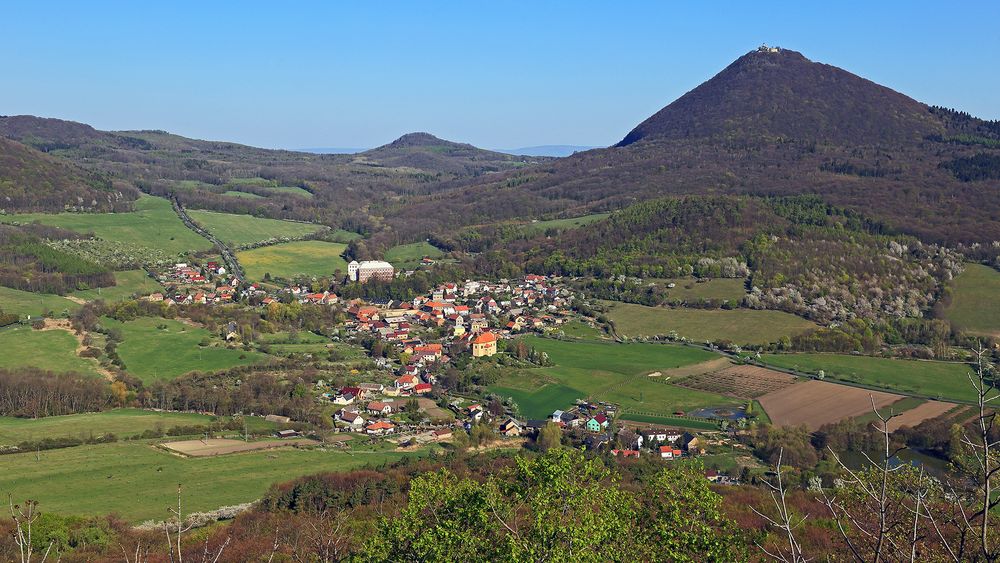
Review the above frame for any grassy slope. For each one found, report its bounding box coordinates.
[762,353,976,402]
[0,441,411,521]
[238,240,348,280]
[222,190,264,199]
[103,317,265,383]
[384,241,444,268]
[520,213,611,234]
[606,301,817,345]
[187,210,324,247]
[0,286,80,317]
[491,337,734,419]
[265,185,313,198]
[944,264,1000,338]
[0,409,276,444]
[69,270,162,302]
[648,277,748,302]
[0,325,100,376]
[1,195,212,255]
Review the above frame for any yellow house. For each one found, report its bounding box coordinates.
[471,332,498,357]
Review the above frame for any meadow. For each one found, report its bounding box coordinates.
[0,441,412,521]
[490,337,736,419]
[1,195,213,255]
[187,210,325,247]
[384,241,444,267]
[604,301,817,345]
[0,324,101,376]
[102,317,266,383]
[520,212,611,234]
[0,285,80,317]
[944,263,1000,338]
[223,190,264,199]
[69,270,162,302]
[264,185,313,198]
[648,277,748,302]
[239,240,348,280]
[0,409,280,444]
[761,353,978,403]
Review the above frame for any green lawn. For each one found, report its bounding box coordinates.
[647,277,748,302]
[0,325,101,376]
[265,185,313,198]
[490,337,735,419]
[102,317,266,383]
[605,301,817,345]
[762,353,978,403]
[239,240,348,280]
[187,210,325,247]
[0,409,273,444]
[944,264,1000,338]
[0,195,213,255]
[384,241,444,268]
[69,270,162,302]
[0,286,80,317]
[559,320,605,339]
[222,190,265,199]
[0,441,412,521]
[521,213,611,234]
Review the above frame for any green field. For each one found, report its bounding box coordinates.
[490,337,734,419]
[102,317,266,383]
[0,325,101,376]
[222,190,264,199]
[1,195,213,255]
[605,301,817,345]
[384,241,444,267]
[618,413,720,430]
[559,320,605,339]
[69,270,162,302]
[762,353,977,403]
[239,240,349,280]
[328,229,363,243]
[944,264,1000,338]
[0,441,411,521]
[648,277,748,302]
[0,409,280,444]
[0,286,80,317]
[521,213,611,234]
[265,185,313,198]
[187,210,325,247]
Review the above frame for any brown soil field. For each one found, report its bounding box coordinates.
[885,401,958,432]
[758,380,902,430]
[677,364,796,398]
[662,357,733,379]
[161,438,316,457]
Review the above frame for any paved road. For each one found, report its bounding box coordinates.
[170,197,246,284]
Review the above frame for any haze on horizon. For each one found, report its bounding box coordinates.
[2,0,998,151]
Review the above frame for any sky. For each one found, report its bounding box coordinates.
[3,1,998,150]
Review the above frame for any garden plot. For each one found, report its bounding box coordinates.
[160,438,316,457]
[676,364,796,398]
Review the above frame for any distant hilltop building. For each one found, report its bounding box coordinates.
[348,260,395,283]
[757,44,781,53]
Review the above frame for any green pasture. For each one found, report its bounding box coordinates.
[0,286,80,317]
[69,270,162,302]
[521,213,611,233]
[605,301,817,345]
[647,277,748,302]
[0,441,412,521]
[238,240,348,280]
[101,316,266,383]
[187,210,325,247]
[0,324,100,376]
[384,241,444,267]
[0,195,213,255]
[944,264,1000,338]
[762,353,977,403]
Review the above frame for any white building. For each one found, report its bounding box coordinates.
[348,260,395,283]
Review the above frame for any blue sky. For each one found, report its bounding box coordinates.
[3,1,998,149]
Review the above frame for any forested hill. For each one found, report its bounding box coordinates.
[0,116,547,230]
[0,136,135,213]
[382,48,1000,247]
[618,47,942,146]
[358,132,547,176]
